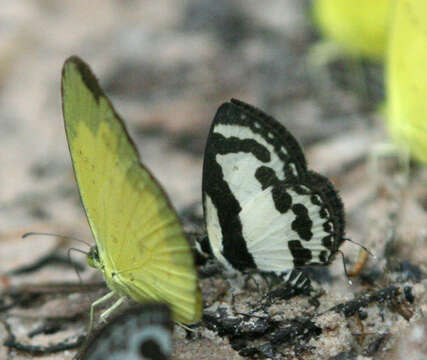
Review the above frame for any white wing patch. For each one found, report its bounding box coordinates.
[239,187,331,272]
[214,123,296,209]
[238,187,295,272]
[204,194,232,270]
[216,152,266,208]
[214,123,290,180]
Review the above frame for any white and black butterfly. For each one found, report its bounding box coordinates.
[199,99,345,282]
[81,304,172,360]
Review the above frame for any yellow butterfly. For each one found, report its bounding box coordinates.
[312,0,391,61]
[61,56,202,331]
[387,0,427,165]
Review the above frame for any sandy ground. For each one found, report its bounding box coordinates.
[0,1,426,359]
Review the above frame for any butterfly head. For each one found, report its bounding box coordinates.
[87,246,101,269]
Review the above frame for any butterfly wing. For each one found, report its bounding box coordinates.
[203,99,345,273]
[81,304,172,360]
[387,0,427,164]
[238,170,344,272]
[62,56,202,323]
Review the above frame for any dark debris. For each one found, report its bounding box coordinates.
[331,286,400,318]
[28,322,63,338]
[403,286,414,303]
[201,283,413,358]
[7,252,84,276]
[1,318,84,355]
[390,261,424,283]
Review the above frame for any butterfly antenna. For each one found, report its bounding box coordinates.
[338,250,352,286]
[344,238,376,259]
[23,232,91,248]
[67,247,88,284]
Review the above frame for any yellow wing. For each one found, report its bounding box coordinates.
[312,0,391,61]
[387,0,427,164]
[61,56,202,323]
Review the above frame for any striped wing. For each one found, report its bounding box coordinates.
[202,99,345,273]
[82,304,172,360]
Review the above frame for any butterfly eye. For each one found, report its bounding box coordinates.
[86,246,99,269]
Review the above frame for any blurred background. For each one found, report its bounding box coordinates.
[0,0,389,234]
[0,1,426,359]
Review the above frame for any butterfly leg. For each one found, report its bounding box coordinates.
[267,270,312,301]
[88,291,116,334]
[99,296,127,323]
[283,270,311,292]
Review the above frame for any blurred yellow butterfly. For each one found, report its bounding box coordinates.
[312,0,391,61]
[61,56,202,331]
[387,0,427,165]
